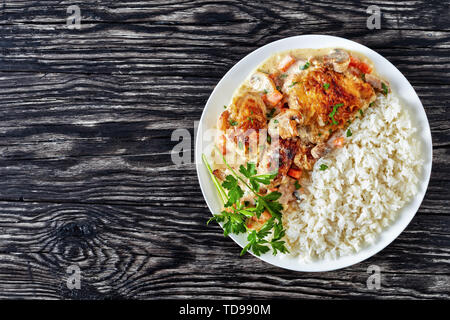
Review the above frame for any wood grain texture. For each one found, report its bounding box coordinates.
[0,0,448,299]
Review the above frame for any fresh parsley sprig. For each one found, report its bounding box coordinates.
[203,150,289,257]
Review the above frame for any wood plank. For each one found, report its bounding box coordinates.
[1,0,449,32]
[0,71,447,208]
[0,0,448,300]
[0,25,448,78]
[0,201,448,299]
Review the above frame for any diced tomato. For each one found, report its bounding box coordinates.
[263,90,283,106]
[333,137,345,148]
[349,56,372,74]
[287,168,302,179]
[278,55,296,72]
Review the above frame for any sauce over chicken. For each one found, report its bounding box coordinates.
[214,48,390,230]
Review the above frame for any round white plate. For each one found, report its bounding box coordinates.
[195,35,433,272]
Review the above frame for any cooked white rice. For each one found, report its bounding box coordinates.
[283,93,423,261]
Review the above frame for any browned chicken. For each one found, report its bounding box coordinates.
[217,93,267,158]
[284,63,376,144]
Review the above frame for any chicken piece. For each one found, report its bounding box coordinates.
[268,109,302,139]
[284,59,308,76]
[259,137,300,184]
[285,64,376,144]
[365,73,390,94]
[293,143,316,172]
[248,71,277,94]
[277,176,296,206]
[311,143,331,159]
[212,169,226,181]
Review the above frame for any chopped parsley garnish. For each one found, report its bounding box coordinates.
[224,105,227,109]
[203,152,289,257]
[359,109,364,116]
[319,164,328,171]
[248,116,253,124]
[280,74,288,78]
[263,89,268,94]
[328,103,344,125]
[294,181,301,190]
[229,119,238,126]
[300,61,310,70]
[369,102,374,107]
[323,83,330,90]
[276,86,281,91]
[273,119,279,124]
[382,82,389,95]
[289,81,298,88]
[318,133,322,137]
[346,129,352,137]
[267,135,272,144]
[361,73,366,81]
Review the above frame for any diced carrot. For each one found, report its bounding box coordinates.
[333,137,345,148]
[349,56,372,74]
[358,62,372,74]
[278,55,296,72]
[264,90,283,106]
[287,168,302,180]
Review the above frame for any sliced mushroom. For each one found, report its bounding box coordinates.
[293,190,302,201]
[248,71,277,93]
[365,73,390,94]
[268,109,302,139]
[324,49,350,73]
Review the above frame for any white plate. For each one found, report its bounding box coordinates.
[195,35,433,272]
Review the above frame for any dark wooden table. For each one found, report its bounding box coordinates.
[0,0,448,300]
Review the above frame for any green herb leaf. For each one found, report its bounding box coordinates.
[329,103,344,125]
[206,149,288,257]
[294,181,301,190]
[382,82,389,96]
[239,163,257,178]
[346,129,352,137]
[323,83,330,90]
[280,74,288,78]
[359,109,364,116]
[229,119,238,126]
[222,175,244,207]
[319,164,328,171]
[300,61,310,70]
